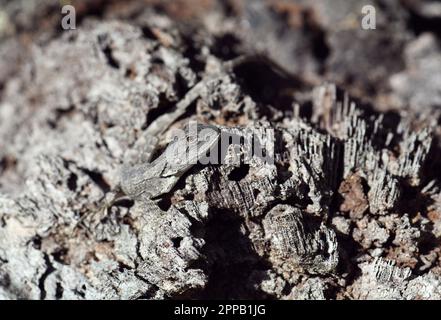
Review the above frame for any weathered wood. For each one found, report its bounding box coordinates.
[1,1,441,300]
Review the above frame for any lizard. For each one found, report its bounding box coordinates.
[76,122,220,232]
[77,54,283,230]
[120,122,220,203]
[75,56,244,230]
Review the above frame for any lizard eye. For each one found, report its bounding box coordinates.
[187,136,197,143]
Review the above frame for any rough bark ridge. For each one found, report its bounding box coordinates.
[1,0,441,299]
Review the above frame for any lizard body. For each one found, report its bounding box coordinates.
[121,123,220,201]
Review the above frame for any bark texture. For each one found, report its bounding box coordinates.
[1,0,441,299]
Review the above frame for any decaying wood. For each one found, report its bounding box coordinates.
[1,1,441,300]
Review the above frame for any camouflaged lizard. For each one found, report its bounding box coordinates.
[120,123,220,203]
[77,54,283,232]
[76,56,248,229]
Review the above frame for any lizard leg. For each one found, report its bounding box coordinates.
[75,186,128,232]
